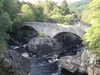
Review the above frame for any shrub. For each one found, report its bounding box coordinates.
[38,33,45,37]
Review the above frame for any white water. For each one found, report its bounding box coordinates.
[21,52,30,58]
[11,46,19,49]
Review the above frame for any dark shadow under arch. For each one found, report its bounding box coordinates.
[19,26,39,44]
[53,32,82,49]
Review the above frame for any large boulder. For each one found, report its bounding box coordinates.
[58,50,97,75]
[0,49,29,75]
[27,37,62,56]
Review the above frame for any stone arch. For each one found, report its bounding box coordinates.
[53,32,82,49]
[19,26,39,43]
[20,22,85,38]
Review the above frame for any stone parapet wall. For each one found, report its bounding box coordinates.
[20,22,85,38]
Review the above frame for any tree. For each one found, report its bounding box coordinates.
[0,0,21,55]
[2,0,21,20]
[20,4,36,22]
[43,1,57,22]
[0,0,11,54]
[50,14,76,25]
[51,7,63,15]
[0,12,11,54]
[81,10,90,24]
[50,7,66,24]
[65,14,77,24]
[84,0,100,56]
[34,5,43,22]
[60,0,70,15]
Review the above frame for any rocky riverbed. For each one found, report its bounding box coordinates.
[0,33,99,75]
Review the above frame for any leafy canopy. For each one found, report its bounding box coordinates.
[60,0,70,15]
[0,0,20,54]
[84,0,100,56]
[20,4,35,22]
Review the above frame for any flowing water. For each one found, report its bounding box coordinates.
[10,41,87,75]
[28,48,85,75]
[29,56,59,75]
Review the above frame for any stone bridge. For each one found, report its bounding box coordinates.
[20,22,85,38]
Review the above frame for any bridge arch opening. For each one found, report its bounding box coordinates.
[19,26,39,44]
[53,32,83,49]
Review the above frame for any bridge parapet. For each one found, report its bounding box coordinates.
[20,22,85,38]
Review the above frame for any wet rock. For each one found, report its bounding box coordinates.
[27,37,62,56]
[58,50,96,75]
[58,54,81,73]
[0,49,29,75]
[0,58,11,70]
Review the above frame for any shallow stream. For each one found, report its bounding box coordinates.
[10,44,86,75]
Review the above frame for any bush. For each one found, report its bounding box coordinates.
[38,33,45,37]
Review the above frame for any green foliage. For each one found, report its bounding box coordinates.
[81,10,92,24]
[0,0,21,55]
[50,14,77,25]
[68,0,92,12]
[34,5,43,22]
[10,17,22,40]
[43,1,57,22]
[51,7,63,15]
[2,0,21,20]
[60,0,70,15]
[23,1,77,24]
[81,0,100,24]
[65,14,77,24]
[38,33,45,37]
[21,1,33,9]
[84,0,100,56]
[50,7,63,23]
[0,10,11,54]
[50,15,66,24]
[43,1,57,15]
[20,4,36,22]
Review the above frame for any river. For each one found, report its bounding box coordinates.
[74,21,90,29]
[27,22,90,75]
[9,22,90,75]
